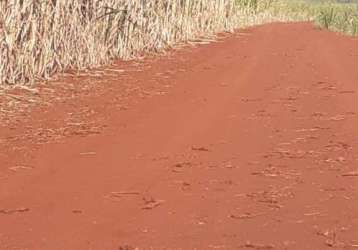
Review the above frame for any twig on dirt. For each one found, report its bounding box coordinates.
[111,191,140,196]
[8,165,33,172]
[5,94,37,103]
[104,191,140,201]
[342,195,351,200]
[230,212,265,220]
[104,69,125,73]
[15,86,40,95]
[5,94,24,102]
[325,239,345,248]
[118,245,138,250]
[171,162,191,173]
[239,241,275,249]
[72,209,83,214]
[327,115,346,121]
[191,146,210,152]
[79,151,97,156]
[108,191,140,199]
[342,171,358,177]
[142,197,165,210]
[242,98,262,102]
[317,228,346,248]
[0,207,30,215]
[339,90,355,94]
[304,212,321,216]
[208,244,227,249]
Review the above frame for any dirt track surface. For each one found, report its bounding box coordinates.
[1,22,358,250]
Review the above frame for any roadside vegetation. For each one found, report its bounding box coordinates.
[316,3,358,35]
[277,0,358,35]
[0,0,285,86]
[0,0,357,86]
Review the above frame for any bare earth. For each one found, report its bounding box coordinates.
[1,22,358,250]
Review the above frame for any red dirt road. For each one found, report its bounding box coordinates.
[1,22,358,250]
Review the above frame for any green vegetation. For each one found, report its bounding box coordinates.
[316,3,358,35]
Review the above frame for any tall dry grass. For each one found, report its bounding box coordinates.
[0,0,303,86]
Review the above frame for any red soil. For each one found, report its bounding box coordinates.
[1,22,358,250]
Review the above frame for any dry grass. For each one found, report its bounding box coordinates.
[0,0,299,86]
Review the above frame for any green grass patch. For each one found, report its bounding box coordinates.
[268,0,358,36]
[316,3,358,35]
